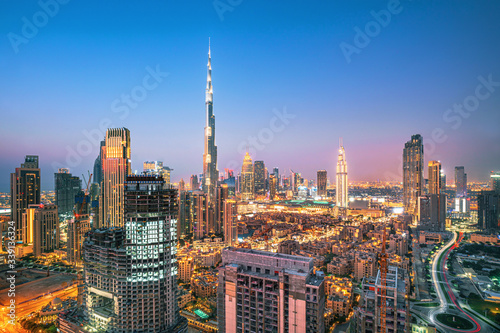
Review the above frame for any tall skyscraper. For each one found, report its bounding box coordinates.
[254,161,266,196]
[215,184,229,234]
[440,168,447,191]
[427,161,441,195]
[491,171,500,194]
[417,194,446,232]
[54,168,82,217]
[223,199,238,246]
[82,175,187,332]
[203,41,218,203]
[455,166,467,198]
[178,178,185,191]
[67,192,91,265]
[240,152,254,201]
[192,190,209,240]
[11,155,41,241]
[269,174,277,200]
[317,170,327,197]
[478,190,500,230]
[273,167,280,190]
[99,128,131,228]
[190,174,199,191]
[217,247,325,333]
[403,134,423,216]
[336,141,348,208]
[92,140,105,184]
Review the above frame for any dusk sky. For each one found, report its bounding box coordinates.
[1,0,500,191]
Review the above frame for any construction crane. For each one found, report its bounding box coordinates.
[379,224,388,333]
[73,172,93,219]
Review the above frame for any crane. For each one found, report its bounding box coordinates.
[73,172,93,220]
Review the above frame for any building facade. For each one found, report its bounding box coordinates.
[403,134,423,216]
[55,168,82,217]
[317,170,327,197]
[223,199,238,246]
[455,166,467,198]
[240,152,255,201]
[336,142,348,208]
[254,161,266,196]
[427,161,441,195]
[478,190,500,230]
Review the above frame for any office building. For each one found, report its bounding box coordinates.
[11,155,41,241]
[254,161,266,196]
[269,174,277,201]
[54,168,82,217]
[203,41,219,203]
[99,128,131,228]
[22,204,59,257]
[336,141,348,208]
[82,175,187,332]
[478,191,500,230]
[440,169,446,191]
[215,184,229,234]
[491,171,500,194]
[403,134,423,216]
[427,161,441,195]
[67,193,91,265]
[217,247,325,333]
[192,191,209,239]
[92,140,105,185]
[455,166,467,198]
[355,266,409,333]
[143,161,172,186]
[240,152,254,201]
[223,199,238,246]
[190,175,199,191]
[417,194,446,232]
[317,170,327,197]
[178,191,192,237]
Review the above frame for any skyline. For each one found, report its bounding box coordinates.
[2,1,500,191]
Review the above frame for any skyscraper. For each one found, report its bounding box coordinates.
[269,174,277,200]
[215,184,229,234]
[67,192,91,265]
[217,247,325,333]
[92,140,105,184]
[440,169,447,191]
[403,134,423,216]
[190,174,199,191]
[99,128,131,228]
[223,199,238,246]
[240,152,254,201]
[455,166,467,198]
[23,204,59,257]
[427,161,441,195]
[11,155,41,241]
[317,170,327,197]
[336,141,348,208]
[192,190,209,240]
[477,190,500,230]
[254,160,266,196]
[491,171,500,194]
[54,168,82,217]
[82,174,187,332]
[203,40,218,203]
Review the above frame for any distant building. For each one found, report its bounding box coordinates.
[417,194,446,232]
[223,199,238,246]
[192,191,209,240]
[99,128,131,228]
[403,135,423,216]
[317,170,327,197]
[178,256,194,283]
[354,252,377,282]
[92,140,105,185]
[217,247,325,333]
[22,204,59,257]
[54,169,82,217]
[269,174,277,200]
[11,155,40,241]
[427,161,441,195]
[477,190,500,230]
[240,152,254,201]
[491,171,500,194]
[215,184,229,234]
[254,161,266,196]
[455,166,467,198]
[336,142,348,208]
[190,174,199,191]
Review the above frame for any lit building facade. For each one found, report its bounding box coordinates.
[403,134,423,216]
[491,171,500,194]
[317,170,327,197]
[240,152,254,201]
[254,161,266,196]
[336,142,348,208]
[55,168,82,217]
[99,128,131,228]
[427,161,441,195]
[223,199,238,246]
[11,155,40,241]
[269,174,277,200]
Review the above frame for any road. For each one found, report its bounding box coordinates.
[0,285,77,333]
[427,231,496,332]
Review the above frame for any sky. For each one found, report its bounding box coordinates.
[1,0,500,191]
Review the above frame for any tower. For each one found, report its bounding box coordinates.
[202,39,218,203]
[317,170,327,197]
[240,152,254,201]
[254,161,266,196]
[54,168,82,217]
[99,128,131,228]
[403,134,423,216]
[428,161,441,195]
[336,139,348,208]
[455,166,467,198]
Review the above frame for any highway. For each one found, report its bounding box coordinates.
[0,285,77,333]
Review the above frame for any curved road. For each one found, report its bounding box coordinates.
[429,231,497,332]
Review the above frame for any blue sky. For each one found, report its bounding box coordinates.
[1,0,500,191]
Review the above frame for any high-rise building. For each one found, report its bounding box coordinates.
[93,140,105,184]
[477,190,500,230]
[273,167,280,190]
[99,128,131,228]
[82,174,187,332]
[217,247,325,333]
[143,161,172,186]
[336,141,348,208]
[269,174,277,200]
[440,169,447,191]
[403,134,423,216]
[22,204,59,257]
[223,199,238,246]
[240,152,254,201]
[254,161,266,196]
[192,191,209,240]
[190,174,199,191]
[203,41,219,203]
[11,155,41,241]
[427,161,441,195]
[178,178,185,191]
[417,194,446,232]
[455,166,467,198]
[355,266,409,333]
[317,170,327,197]
[178,256,194,283]
[67,192,91,265]
[490,171,500,194]
[178,190,192,237]
[215,184,229,234]
[54,168,82,217]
